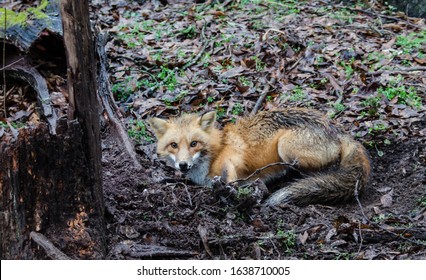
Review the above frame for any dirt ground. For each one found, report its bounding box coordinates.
[102,120,426,260]
[98,1,426,260]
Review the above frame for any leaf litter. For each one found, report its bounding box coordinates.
[93,0,426,260]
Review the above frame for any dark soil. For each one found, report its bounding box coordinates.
[102,121,426,260]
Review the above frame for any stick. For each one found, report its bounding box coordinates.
[346,7,422,30]
[30,231,72,260]
[96,31,142,170]
[354,179,425,246]
[251,77,276,116]
[366,66,426,76]
[198,224,214,258]
[183,22,210,70]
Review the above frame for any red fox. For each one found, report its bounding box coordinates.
[147,108,371,206]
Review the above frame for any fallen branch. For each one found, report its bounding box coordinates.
[183,22,211,70]
[346,7,423,30]
[5,63,58,134]
[354,179,426,246]
[96,31,142,170]
[366,66,426,76]
[198,224,214,258]
[30,231,72,260]
[112,243,198,258]
[251,77,276,116]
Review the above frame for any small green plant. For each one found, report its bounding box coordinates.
[396,30,426,54]
[331,8,355,24]
[335,252,353,260]
[360,96,381,118]
[157,66,177,91]
[417,196,426,207]
[329,101,346,118]
[221,33,235,43]
[232,103,244,115]
[201,52,211,67]
[238,76,251,86]
[315,56,325,65]
[372,213,392,223]
[366,51,389,63]
[216,106,226,120]
[180,25,197,38]
[276,229,297,254]
[287,86,307,102]
[207,96,215,103]
[252,56,265,71]
[0,0,49,29]
[368,123,388,135]
[111,76,142,101]
[0,120,25,129]
[128,120,153,144]
[378,85,422,109]
[237,186,253,198]
[340,58,355,79]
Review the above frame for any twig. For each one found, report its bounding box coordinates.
[286,56,303,74]
[179,182,193,207]
[354,179,365,256]
[6,64,57,134]
[183,22,210,70]
[366,66,426,76]
[0,57,25,71]
[30,231,72,260]
[346,7,422,30]
[354,179,425,246]
[251,77,276,116]
[198,224,214,258]
[231,160,299,184]
[354,179,368,223]
[262,28,286,41]
[322,72,343,104]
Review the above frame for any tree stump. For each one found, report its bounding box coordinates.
[0,0,105,259]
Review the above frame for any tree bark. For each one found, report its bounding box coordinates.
[382,0,426,18]
[0,0,105,259]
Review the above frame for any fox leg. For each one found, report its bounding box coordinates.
[220,160,239,183]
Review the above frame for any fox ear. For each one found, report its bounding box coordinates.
[147,117,168,138]
[199,111,216,131]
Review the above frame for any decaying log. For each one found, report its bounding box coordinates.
[0,122,104,259]
[0,0,106,259]
[5,62,58,133]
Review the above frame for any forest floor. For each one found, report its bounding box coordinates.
[95,0,426,260]
[3,0,425,260]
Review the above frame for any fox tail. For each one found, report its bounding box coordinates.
[264,137,371,206]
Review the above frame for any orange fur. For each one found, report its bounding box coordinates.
[148,108,371,205]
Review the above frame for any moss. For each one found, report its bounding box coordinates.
[0,0,51,29]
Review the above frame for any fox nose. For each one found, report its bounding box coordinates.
[179,162,189,171]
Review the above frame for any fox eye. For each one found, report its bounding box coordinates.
[190,141,198,147]
[170,142,178,149]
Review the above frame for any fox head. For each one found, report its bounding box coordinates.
[147,111,217,173]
